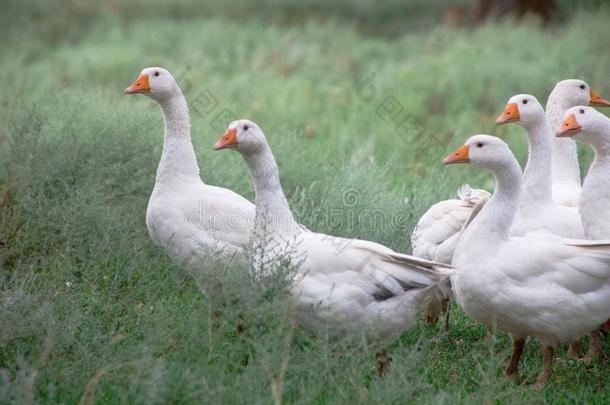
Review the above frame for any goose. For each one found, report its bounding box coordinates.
[445,134,610,384]
[213,119,455,371]
[546,81,610,357]
[557,106,610,359]
[124,68,255,270]
[495,94,584,238]
[546,80,610,207]
[411,185,490,327]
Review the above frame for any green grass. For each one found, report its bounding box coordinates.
[2,1,610,403]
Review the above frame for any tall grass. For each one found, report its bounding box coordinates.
[1,3,610,403]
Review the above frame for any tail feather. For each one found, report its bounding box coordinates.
[562,239,610,248]
[384,252,456,294]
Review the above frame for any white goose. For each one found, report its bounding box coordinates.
[124,68,255,270]
[213,119,454,362]
[546,80,610,206]
[547,82,610,356]
[495,94,584,238]
[557,106,610,359]
[445,134,610,384]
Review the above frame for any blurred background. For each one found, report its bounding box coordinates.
[2,1,610,403]
[3,0,610,39]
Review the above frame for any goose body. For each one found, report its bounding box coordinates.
[290,233,453,341]
[146,181,254,268]
[446,135,610,383]
[125,68,255,269]
[411,185,490,263]
[214,119,454,346]
[453,231,610,346]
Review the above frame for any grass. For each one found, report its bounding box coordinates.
[2,1,610,403]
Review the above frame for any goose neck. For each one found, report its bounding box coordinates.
[586,120,610,156]
[160,95,190,136]
[521,118,553,204]
[243,146,299,237]
[546,96,581,187]
[581,150,610,225]
[155,93,201,185]
[545,96,568,132]
[586,146,610,185]
[460,159,523,247]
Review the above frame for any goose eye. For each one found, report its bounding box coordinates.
[243,125,249,131]
[580,84,585,90]
[522,99,528,104]
[154,71,160,77]
[580,109,585,114]
[476,143,484,148]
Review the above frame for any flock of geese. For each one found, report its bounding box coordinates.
[124,67,610,385]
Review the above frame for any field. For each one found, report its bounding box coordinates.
[2,1,610,403]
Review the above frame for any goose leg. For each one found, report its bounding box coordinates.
[535,346,554,386]
[567,340,583,359]
[443,298,450,332]
[423,297,442,326]
[602,319,610,335]
[586,330,603,361]
[375,349,391,377]
[504,337,525,381]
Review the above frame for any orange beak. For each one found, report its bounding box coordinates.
[556,114,581,137]
[443,144,470,165]
[590,89,610,107]
[213,128,238,150]
[124,74,150,94]
[495,103,520,125]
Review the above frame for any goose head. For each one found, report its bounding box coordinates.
[213,119,267,155]
[549,79,610,108]
[124,67,180,101]
[556,106,610,146]
[443,135,513,171]
[495,94,545,127]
